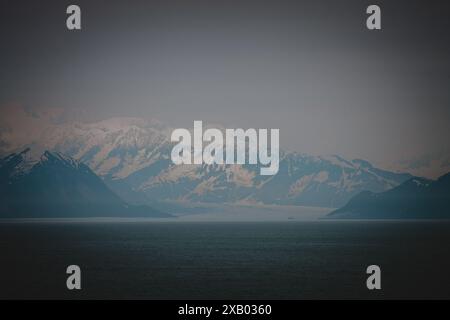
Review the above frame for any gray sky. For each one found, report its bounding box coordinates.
[1,0,449,172]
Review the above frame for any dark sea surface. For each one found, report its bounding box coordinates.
[0,221,449,299]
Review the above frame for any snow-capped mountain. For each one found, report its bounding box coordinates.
[38,117,171,179]
[134,153,411,208]
[0,106,412,208]
[0,107,171,179]
[0,148,168,218]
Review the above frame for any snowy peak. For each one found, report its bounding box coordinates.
[0,148,40,179]
[351,159,373,169]
[92,117,169,133]
[0,148,169,218]
[0,107,414,208]
[40,150,82,169]
[0,148,85,178]
[31,115,172,179]
[131,151,412,208]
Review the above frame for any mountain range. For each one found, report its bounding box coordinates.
[327,173,450,219]
[0,108,413,209]
[0,148,169,218]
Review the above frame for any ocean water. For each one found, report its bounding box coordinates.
[0,220,449,299]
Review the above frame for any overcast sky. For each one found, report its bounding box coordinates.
[1,0,449,172]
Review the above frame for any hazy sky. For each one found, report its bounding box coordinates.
[1,0,449,170]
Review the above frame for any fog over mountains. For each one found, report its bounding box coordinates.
[0,107,413,209]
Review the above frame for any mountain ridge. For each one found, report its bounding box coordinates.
[0,148,170,218]
[0,109,413,208]
[327,172,450,219]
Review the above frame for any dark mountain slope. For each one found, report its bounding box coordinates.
[0,149,170,218]
[327,173,450,219]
